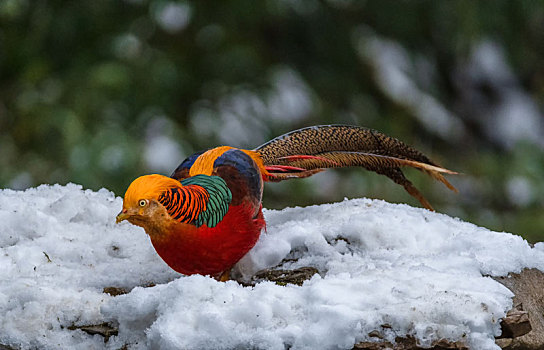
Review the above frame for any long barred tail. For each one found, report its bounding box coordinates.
[254,125,457,211]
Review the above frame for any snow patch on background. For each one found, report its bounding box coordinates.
[153,1,192,34]
[356,32,465,141]
[1,185,543,349]
[188,67,315,149]
[458,40,544,150]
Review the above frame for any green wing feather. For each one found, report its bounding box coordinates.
[180,175,232,228]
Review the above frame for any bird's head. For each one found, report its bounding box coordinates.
[116,174,182,230]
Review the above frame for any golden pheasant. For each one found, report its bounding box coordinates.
[116,125,457,280]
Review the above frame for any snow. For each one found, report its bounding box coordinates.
[1,184,543,349]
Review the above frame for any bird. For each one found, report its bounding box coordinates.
[116,125,457,280]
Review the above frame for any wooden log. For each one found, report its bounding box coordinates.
[67,323,118,343]
[494,268,544,349]
[497,307,531,339]
[353,336,468,349]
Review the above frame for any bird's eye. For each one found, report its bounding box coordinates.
[138,199,147,207]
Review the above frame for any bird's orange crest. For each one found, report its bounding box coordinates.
[123,174,182,209]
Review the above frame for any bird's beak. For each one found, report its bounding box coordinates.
[116,209,129,224]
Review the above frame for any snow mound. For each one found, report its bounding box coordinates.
[0,184,543,349]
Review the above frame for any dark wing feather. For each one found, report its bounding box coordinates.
[170,150,206,181]
[158,185,208,224]
[255,125,457,211]
[181,175,232,228]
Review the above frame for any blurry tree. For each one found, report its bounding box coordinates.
[1,0,543,241]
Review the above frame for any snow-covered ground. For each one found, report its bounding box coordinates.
[1,184,543,349]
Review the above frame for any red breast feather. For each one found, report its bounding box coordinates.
[150,202,264,276]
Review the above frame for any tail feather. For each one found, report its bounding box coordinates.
[255,125,457,210]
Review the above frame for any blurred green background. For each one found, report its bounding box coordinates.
[1,0,543,241]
